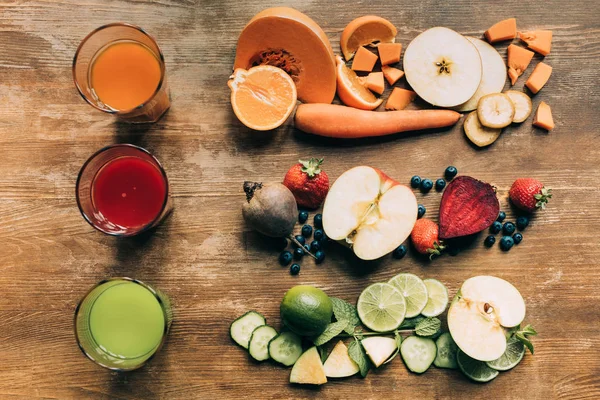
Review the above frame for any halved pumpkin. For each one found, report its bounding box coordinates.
[233,7,336,104]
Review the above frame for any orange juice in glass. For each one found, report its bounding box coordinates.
[73,23,170,123]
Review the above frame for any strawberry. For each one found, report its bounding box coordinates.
[509,178,552,212]
[283,158,330,209]
[410,218,445,259]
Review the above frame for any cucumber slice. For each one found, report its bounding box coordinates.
[434,332,458,369]
[230,311,266,349]
[249,325,278,361]
[268,331,303,366]
[400,336,437,374]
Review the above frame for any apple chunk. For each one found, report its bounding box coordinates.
[448,276,526,362]
[323,166,418,260]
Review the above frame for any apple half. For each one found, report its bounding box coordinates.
[322,166,418,260]
[448,276,526,362]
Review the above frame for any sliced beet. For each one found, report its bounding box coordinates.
[438,176,499,240]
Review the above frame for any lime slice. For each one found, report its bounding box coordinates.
[357,283,406,332]
[485,336,525,371]
[457,349,499,383]
[421,279,449,317]
[388,273,429,318]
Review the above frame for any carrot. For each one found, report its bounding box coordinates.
[295,104,461,138]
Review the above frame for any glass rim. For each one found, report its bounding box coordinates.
[73,277,170,371]
[72,22,167,115]
[75,143,170,237]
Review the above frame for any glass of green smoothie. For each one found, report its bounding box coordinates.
[74,278,172,370]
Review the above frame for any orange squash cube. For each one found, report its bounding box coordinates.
[507,44,534,85]
[381,65,404,85]
[518,30,552,56]
[351,46,378,72]
[385,88,416,110]
[485,18,517,43]
[377,43,402,65]
[364,72,385,95]
[533,101,554,131]
[525,62,552,94]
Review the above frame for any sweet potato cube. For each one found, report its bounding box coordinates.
[484,18,517,43]
[385,88,416,110]
[377,43,402,65]
[533,101,554,130]
[364,72,385,95]
[381,65,404,85]
[518,30,552,56]
[507,44,534,85]
[525,62,552,94]
[351,46,378,72]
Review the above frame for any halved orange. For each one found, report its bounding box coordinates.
[340,16,397,61]
[336,56,383,110]
[228,65,297,131]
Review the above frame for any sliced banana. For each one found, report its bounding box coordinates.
[505,90,533,123]
[477,93,515,128]
[464,111,502,147]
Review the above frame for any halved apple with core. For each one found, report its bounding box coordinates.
[448,276,526,362]
[322,166,417,260]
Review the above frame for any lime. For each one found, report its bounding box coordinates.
[388,273,429,318]
[486,336,525,371]
[357,282,406,332]
[280,285,332,337]
[457,349,499,383]
[421,279,449,317]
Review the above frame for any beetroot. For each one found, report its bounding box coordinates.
[438,176,499,239]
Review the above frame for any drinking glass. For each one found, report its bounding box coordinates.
[74,278,173,371]
[73,23,170,123]
[76,144,172,236]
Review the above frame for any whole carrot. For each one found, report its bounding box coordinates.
[295,104,461,138]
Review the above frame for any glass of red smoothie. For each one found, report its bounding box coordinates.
[76,144,172,236]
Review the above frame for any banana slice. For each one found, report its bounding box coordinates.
[505,90,533,123]
[464,111,502,147]
[477,93,515,128]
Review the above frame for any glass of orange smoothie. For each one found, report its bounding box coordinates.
[73,23,170,123]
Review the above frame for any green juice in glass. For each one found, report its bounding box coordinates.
[89,281,165,359]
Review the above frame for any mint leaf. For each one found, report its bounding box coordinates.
[399,315,426,329]
[415,317,442,337]
[515,332,534,354]
[317,346,328,364]
[521,324,538,336]
[313,320,348,346]
[348,339,371,378]
[331,297,360,334]
[383,332,402,365]
[395,331,403,348]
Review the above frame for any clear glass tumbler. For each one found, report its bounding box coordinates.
[76,144,172,236]
[74,278,173,371]
[72,23,170,123]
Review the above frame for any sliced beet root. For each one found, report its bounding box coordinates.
[438,176,499,240]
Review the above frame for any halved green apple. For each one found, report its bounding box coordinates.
[448,276,526,362]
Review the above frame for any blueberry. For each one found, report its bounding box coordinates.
[313,214,323,229]
[513,232,523,244]
[484,235,496,247]
[420,179,433,192]
[490,221,502,234]
[444,166,458,180]
[293,235,306,247]
[411,176,421,188]
[310,240,321,252]
[435,178,446,191]
[293,247,304,260]
[301,224,313,237]
[497,211,506,222]
[314,229,324,241]
[500,236,514,251]
[392,244,407,259]
[315,250,325,264]
[279,251,293,266]
[418,204,426,218]
[516,216,529,231]
[304,244,311,253]
[290,263,301,275]
[298,211,308,223]
[273,237,288,251]
[447,246,460,256]
[319,232,328,245]
[503,222,516,235]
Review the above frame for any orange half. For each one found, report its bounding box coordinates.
[336,56,383,110]
[340,15,397,61]
[228,66,297,131]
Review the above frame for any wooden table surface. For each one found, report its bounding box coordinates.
[1,0,599,398]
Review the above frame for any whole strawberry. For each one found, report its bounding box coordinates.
[283,158,330,209]
[509,178,552,212]
[410,218,445,259]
